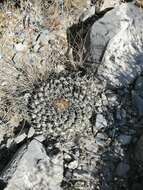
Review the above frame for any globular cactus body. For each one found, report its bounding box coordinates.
[28,71,103,137]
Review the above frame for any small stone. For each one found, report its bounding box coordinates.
[68,160,78,170]
[116,162,130,177]
[79,6,95,22]
[55,64,65,73]
[14,133,27,144]
[28,127,35,139]
[95,138,106,147]
[100,0,121,10]
[64,153,72,162]
[85,140,98,153]
[6,138,14,148]
[106,92,118,106]
[24,93,31,103]
[34,135,45,142]
[118,134,132,145]
[15,43,27,52]
[96,114,107,130]
[96,132,108,140]
[95,133,108,147]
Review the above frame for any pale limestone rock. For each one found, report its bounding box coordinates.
[5,140,63,190]
[89,3,143,87]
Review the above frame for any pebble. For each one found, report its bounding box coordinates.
[116,162,130,177]
[95,133,108,147]
[96,132,108,140]
[85,140,98,153]
[79,6,95,22]
[24,93,31,103]
[15,43,27,52]
[106,91,118,106]
[27,127,35,139]
[64,153,72,162]
[6,138,14,148]
[96,114,107,130]
[34,135,45,142]
[68,160,78,169]
[14,133,27,144]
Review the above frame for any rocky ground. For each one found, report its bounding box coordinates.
[0,0,143,190]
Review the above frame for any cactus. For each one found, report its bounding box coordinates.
[28,70,104,137]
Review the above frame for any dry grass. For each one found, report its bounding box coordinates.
[0,0,89,130]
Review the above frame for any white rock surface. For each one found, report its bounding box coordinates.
[89,3,143,87]
[5,140,63,190]
[14,133,27,144]
[100,0,121,10]
[96,113,107,130]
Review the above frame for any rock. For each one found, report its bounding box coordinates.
[118,134,132,145]
[79,6,95,22]
[116,162,130,177]
[100,0,121,10]
[14,43,27,52]
[14,133,27,144]
[34,135,45,142]
[64,153,72,162]
[85,139,99,153]
[95,132,108,147]
[27,127,35,139]
[24,93,31,104]
[96,113,107,130]
[6,138,14,149]
[68,160,78,169]
[4,140,63,190]
[87,5,121,64]
[88,3,143,87]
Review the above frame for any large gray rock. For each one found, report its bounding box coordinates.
[89,3,143,87]
[4,140,63,190]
